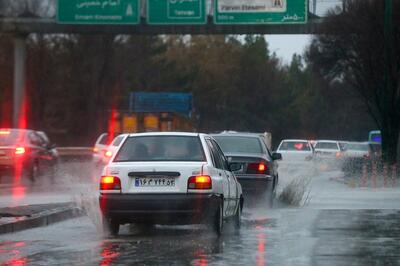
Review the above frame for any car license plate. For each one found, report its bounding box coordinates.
[134,177,176,187]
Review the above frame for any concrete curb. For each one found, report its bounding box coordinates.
[0,206,84,235]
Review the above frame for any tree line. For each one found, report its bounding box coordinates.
[0,33,375,148]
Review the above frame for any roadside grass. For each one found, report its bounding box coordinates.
[278,177,312,206]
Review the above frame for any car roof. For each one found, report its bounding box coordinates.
[346,141,369,145]
[280,139,310,142]
[127,132,202,137]
[316,140,339,143]
[211,132,263,139]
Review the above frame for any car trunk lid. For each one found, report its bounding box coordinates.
[107,162,206,194]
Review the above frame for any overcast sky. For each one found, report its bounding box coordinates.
[266,34,312,64]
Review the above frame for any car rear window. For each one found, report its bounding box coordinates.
[279,141,311,151]
[98,134,109,145]
[213,136,263,154]
[114,136,206,162]
[0,130,25,146]
[315,142,339,150]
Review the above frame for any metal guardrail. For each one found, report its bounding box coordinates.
[57,147,92,159]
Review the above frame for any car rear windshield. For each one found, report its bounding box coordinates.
[98,134,109,145]
[213,136,263,154]
[315,142,339,150]
[279,141,311,151]
[114,135,206,162]
[346,143,369,151]
[0,130,25,146]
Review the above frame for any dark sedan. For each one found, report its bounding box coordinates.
[0,128,58,182]
[212,133,281,206]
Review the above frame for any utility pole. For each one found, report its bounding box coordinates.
[383,0,393,162]
[13,35,27,128]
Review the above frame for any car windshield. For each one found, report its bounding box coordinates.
[346,143,369,151]
[315,142,339,150]
[279,141,311,151]
[114,135,205,162]
[213,136,263,154]
[0,130,25,146]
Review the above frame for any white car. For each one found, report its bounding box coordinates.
[99,132,243,236]
[93,133,110,165]
[342,142,371,159]
[276,139,314,167]
[314,140,345,167]
[101,135,124,165]
[93,133,123,165]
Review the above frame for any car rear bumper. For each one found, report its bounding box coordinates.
[99,193,220,224]
[0,161,31,172]
[236,175,274,194]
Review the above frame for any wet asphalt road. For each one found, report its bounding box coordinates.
[1,208,400,265]
[1,163,400,265]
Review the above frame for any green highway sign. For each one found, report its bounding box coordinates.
[57,0,140,24]
[214,0,307,24]
[147,0,207,25]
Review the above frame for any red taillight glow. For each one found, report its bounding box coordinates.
[248,162,268,174]
[93,147,99,153]
[294,143,304,150]
[15,147,26,155]
[336,152,342,158]
[100,176,121,191]
[258,163,266,172]
[105,150,113,158]
[188,175,212,190]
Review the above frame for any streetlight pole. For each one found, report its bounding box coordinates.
[383,0,393,162]
[13,35,27,128]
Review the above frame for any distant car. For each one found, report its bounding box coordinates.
[341,142,380,173]
[99,132,243,236]
[93,133,111,165]
[369,142,382,159]
[212,132,281,206]
[314,140,345,167]
[101,134,124,165]
[276,139,314,168]
[0,128,58,182]
[342,142,372,159]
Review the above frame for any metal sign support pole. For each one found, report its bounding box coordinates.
[13,35,27,128]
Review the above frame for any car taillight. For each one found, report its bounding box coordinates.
[15,147,26,155]
[247,163,268,174]
[93,147,99,153]
[104,150,113,158]
[100,176,121,190]
[336,152,342,158]
[188,175,212,190]
[0,130,10,135]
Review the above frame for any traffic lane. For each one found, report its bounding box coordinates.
[0,208,316,266]
[313,209,400,266]
[1,209,400,265]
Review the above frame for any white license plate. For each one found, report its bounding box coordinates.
[134,177,176,187]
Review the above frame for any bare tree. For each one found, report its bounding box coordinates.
[306,0,400,163]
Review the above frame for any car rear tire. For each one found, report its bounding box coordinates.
[103,217,119,236]
[267,183,274,208]
[234,199,242,230]
[213,200,224,236]
[25,162,39,183]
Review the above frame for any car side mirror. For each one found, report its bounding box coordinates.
[50,143,57,149]
[272,152,282,161]
[229,162,242,172]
